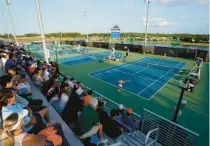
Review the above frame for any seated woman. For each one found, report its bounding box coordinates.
[50,83,70,114]
[16,75,33,100]
[33,68,45,89]
[0,110,64,146]
[0,89,51,134]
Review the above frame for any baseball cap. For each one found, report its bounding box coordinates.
[118,104,124,110]
[127,108,133,114]
[89,98,98,109]
[2,107,28,131]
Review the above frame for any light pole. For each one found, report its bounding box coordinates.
[6,0,18,46]
[0,13,11,42]
[84,12,88,42]
[144,0,152,47]
[35,0,49,63]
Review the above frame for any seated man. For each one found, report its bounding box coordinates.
[122,108,139,131]
[75,98,108,145]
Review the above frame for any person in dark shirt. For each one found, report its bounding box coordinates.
[102,109,123,138]
[5,54,16,73]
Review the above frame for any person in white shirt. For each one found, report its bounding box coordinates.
[66,77,75,89]
[43,67,49,81]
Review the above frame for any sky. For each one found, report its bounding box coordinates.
[0,0,209,35]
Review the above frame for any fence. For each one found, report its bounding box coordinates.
[142,109,199,146]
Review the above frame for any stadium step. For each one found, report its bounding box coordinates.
[116,130,162,146]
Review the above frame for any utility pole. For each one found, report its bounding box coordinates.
[35,0,49,63]
[0,13,11,42]
[144,0,152,47]
[6,0,18,46]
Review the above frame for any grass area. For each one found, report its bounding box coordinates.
[31,47,209,146]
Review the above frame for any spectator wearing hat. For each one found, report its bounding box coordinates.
[0,109,66,146]
[116,104,124,117]
[122,108,137,131]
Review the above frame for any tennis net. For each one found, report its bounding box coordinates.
[132,61,183,73]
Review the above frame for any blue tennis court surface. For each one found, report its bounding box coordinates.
[61,52,122,66]
[90,57,185,100]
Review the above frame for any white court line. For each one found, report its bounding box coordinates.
[146,62,186,100]
[113,69,155,82]
[88,74,149,100]
[137,62,182,95]
[91,57,150,76]
[132,67,149,75]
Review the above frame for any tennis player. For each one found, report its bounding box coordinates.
[118,79,130,92]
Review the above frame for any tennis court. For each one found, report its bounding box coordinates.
[90,57,186,100]
[61,51,122,66]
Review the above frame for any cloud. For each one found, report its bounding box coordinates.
[156,0,209,5]
[142,17,177,27]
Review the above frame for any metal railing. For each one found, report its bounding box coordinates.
[141,109,199,146]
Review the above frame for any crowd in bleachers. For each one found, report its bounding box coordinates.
[0,43,141,146]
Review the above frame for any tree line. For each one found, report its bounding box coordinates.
[0,32,209,43]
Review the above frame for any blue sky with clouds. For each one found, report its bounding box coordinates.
[0,0,209,35]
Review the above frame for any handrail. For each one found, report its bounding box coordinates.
[144,128,159,146]
[143,108,199,137]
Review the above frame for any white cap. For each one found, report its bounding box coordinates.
[2,107,28,131]
[89,98,98,109]
[181,100,187,105]
[118,104,124,110]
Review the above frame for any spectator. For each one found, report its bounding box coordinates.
[47,79,61,101]
[33,68,45,89]
[75,98,108,145]
[16,75,32,98]
[102,109,123,138]
[0,53,8,75]
[43,65,49,81]
[0,74,29,107]
[76,82,85,96]
[122,108,138,131]
[1,110,65,146]
[116,104,124,117]
[0,74,45,113]
[66,77,75,89]
[5,54,16,73]
[50,83,70,113]
[0,89,52,134]
[81,89,93,102]
[62,85,83,126]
